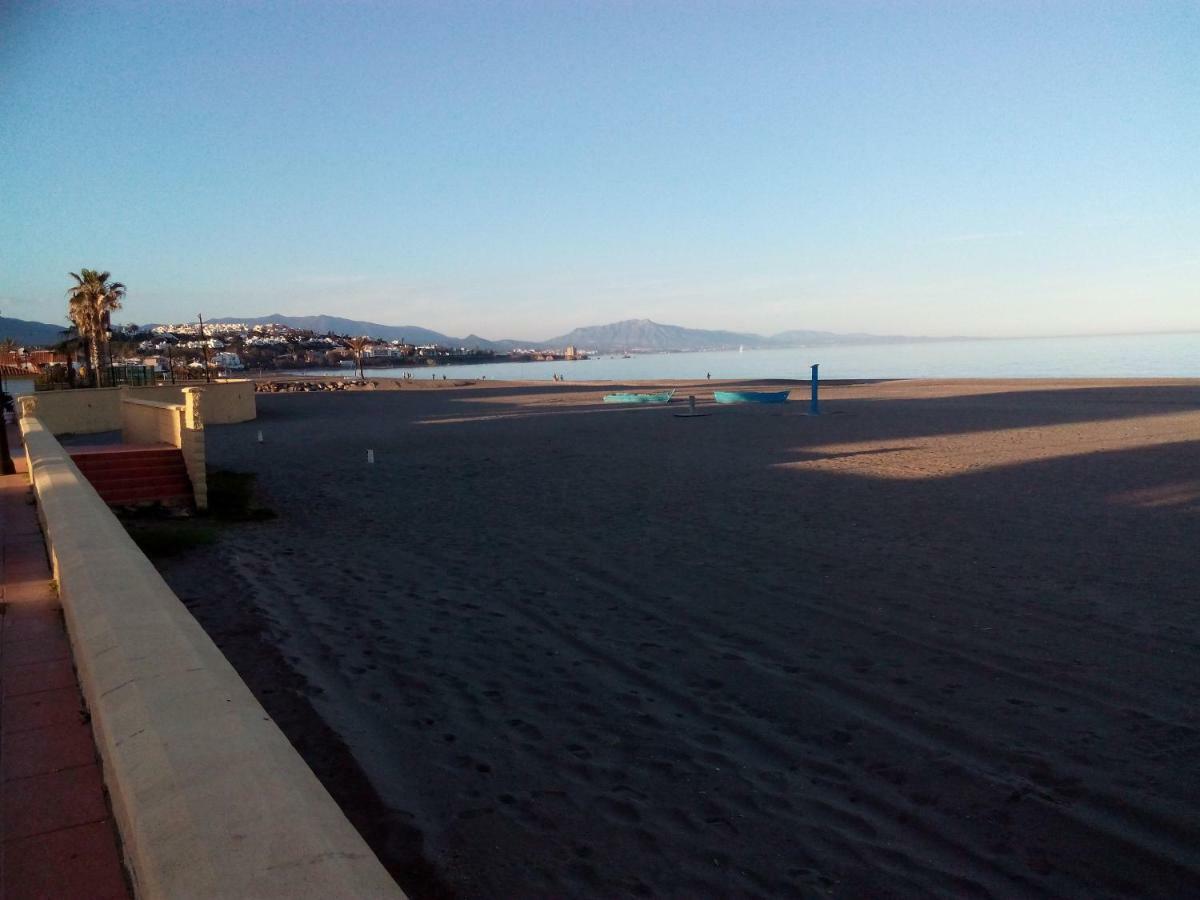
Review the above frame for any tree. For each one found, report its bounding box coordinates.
[67,269,125,387]
[345,336,371,379]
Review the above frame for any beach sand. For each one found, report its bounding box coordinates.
[155,378,1200,898]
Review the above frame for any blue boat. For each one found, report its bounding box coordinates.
[603,389,675,404]
[713,390,790,404]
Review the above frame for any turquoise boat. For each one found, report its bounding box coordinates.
[713,390,790,404]
[603,389,675,404]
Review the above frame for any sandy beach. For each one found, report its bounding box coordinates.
[154,378,1200,898]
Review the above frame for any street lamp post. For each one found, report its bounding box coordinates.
[198,313,212,383]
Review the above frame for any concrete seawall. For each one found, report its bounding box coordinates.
[19,415,404,899]
[21,380,256,435]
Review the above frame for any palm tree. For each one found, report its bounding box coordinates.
[67,269,125,387]
[346,336,371,379]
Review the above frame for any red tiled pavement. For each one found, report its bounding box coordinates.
[1,431,131,899]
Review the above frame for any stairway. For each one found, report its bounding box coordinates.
[68,444,194,508]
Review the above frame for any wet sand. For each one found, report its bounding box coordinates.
[157,378,1200,898]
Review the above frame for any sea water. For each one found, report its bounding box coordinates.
[305,332,1200,382]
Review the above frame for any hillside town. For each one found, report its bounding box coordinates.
[1,318,587,387]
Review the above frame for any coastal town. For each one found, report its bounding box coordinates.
[1,318,587,386]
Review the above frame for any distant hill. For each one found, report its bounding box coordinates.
[0,315,67,347]
[182,313,948,353]
[205,314,535,352]
[548,320,965,353]
[208,313,459,347]
[547,319,765,353]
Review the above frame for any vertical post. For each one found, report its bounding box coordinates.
[181,387,208,510]
[198,313,211,383]
[810,364,819,415]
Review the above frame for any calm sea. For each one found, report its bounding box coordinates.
[308,332,1200,383]
[13,334,1192,397]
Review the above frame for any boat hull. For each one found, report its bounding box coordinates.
[713,390,790,404]
[603,389,675,404]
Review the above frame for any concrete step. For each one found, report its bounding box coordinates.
[67,445,193,508]
[70,449,180,466]
[78,465,187,483]
[75,463,187,482]
[74,457,188,475]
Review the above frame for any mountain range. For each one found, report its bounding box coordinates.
[207,314,947,353]
[0,315,69,347]
[5,311,950,354]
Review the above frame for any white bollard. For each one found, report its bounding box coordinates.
[367,449,375,464]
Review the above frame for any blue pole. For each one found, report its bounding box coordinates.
[810,363,819,415]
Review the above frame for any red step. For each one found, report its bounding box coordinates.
[67,444,194,509]
[71,452,179,468]
[73,458,185,475]
[78,466,188,486]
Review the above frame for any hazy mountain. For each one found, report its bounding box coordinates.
[768,329,847,345]
[0,315,69,347]
[208,314,459,347]
[458,334,528,352]
[543,319,963,353]
[205,314,528,352]
[546,319,766,353]
[161,313,948,354]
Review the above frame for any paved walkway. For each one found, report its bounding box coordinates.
[1,434,130,898]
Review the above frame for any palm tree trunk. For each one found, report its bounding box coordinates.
[89,335,102,388]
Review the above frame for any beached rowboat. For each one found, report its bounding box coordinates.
[603,389,675,404]
[713,390,790,404]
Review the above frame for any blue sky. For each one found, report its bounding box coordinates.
[1,1,1196,339]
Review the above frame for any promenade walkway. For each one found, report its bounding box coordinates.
[1,436,129,898]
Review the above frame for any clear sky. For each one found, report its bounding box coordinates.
[1,1,1196,340]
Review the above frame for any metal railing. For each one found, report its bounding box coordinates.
[34,365,157,391]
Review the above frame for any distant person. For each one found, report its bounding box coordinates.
[706,372,710,380]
